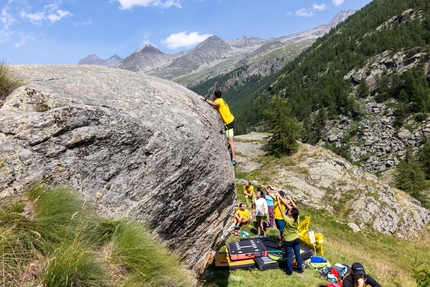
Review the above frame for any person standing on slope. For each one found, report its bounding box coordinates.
[276,193,303,275]
[243,181,256,210]
[200,90,237,166]
[254,189,268,238]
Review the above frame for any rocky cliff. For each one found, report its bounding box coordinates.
[323,46,430,174]
[0,65,235,275]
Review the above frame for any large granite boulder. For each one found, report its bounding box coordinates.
[0,65,236,275]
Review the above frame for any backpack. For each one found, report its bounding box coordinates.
[333,263,349,279]
[308,256,331,269]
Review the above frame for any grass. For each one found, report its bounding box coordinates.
[0,62,22,105]
[205,203,430,287]
[1,144,429,286]
[0,183,195,286]
[203,150,430,287]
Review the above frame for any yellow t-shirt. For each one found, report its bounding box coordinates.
[243,185,255,200]
[236,209,250,221]
[273,200,286,220]
[214,98,234,125]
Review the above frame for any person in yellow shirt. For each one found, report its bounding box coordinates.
[233,203,250,226]
[272,189,289,242]
[243,181,256,210]
[200,90,236,166]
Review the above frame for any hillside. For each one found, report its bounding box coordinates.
[191,0,430,181]
[208,132,430,287]
[1,134,428,287]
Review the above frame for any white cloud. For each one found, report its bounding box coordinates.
[295,8,313,17]
[20,4,72,25]
[74,17,92,27]
[1,6,15,29]
[313,4,327,11]
[20,11,45,25]
[47,10,72,22]
[332,0,344,7]
[141,31,156,47]
[161,31,212,49]
[14,32,36,48]
[294,3,329,17]
[115,0,181,10]
[0,29,13,44]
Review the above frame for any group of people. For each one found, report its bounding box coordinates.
[234,182,381,286]
[200,90,381,286]
[234,182,304,275]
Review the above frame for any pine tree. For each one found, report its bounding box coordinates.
[264,96,302,156]
[418,140,430,180]
[395,149,428,201]
[357,78,370,98]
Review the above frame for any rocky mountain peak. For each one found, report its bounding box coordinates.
[194,35,232,54]
[327,9,356,27]
[134,44,165,55]
[78,54,103,65]
[78,54,122,67]
[79,10,355,83]
[228,36,267,48]
[117,44,171,72]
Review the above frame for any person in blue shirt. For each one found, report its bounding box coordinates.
[263,186,275,227]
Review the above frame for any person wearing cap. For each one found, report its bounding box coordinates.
[343,262,382,287]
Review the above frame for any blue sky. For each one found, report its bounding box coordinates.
[1,0,373,65]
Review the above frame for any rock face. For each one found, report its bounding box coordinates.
[320,95,430,175]
[234,133,430,240]
[324,40,430,174]
[0,65,236,275]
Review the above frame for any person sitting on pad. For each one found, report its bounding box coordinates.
[233,203,250,227]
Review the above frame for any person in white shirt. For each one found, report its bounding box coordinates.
[254,189,268,238]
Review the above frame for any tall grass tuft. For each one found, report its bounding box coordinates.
[42,241,107,287]
[27,184,102,253]
[0,62,22,105]
[0,184,196,286]
[109,220,193,286]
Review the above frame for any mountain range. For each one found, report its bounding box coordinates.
[78,10,356,87]
[78,54,123,67]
